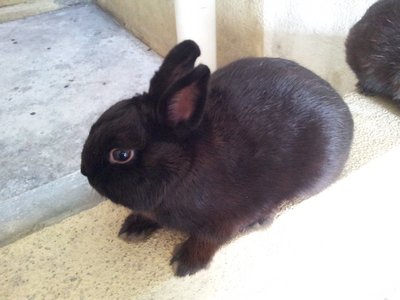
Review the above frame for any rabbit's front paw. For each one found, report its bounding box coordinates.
[118,214,160,242]
[170,236,217,276]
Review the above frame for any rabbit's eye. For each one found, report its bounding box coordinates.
[109,148,135,164]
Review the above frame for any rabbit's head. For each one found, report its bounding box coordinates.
[81,40,210,211]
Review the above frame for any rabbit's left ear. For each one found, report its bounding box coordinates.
[157,64,210,131]
[149,40,201,97]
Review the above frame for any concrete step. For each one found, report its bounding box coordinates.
[0,171,102,247]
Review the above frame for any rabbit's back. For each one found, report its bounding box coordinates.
[204,58,353,199]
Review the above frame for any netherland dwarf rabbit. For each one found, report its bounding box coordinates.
[346,0,400,105]
[81,40,353,276]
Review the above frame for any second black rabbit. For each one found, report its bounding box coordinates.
[346,0,400,105]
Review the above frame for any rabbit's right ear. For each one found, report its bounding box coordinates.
[157,64,210,132]
[149,40,201,97]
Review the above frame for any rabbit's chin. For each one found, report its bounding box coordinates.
[92,185,110,200]
[88,180,121,204]
[96,185,161,212]
[87,177,126,204]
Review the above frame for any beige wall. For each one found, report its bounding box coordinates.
[96,0,263,68]
[96,0,378,94]
[97,0,176,56]
[262,0,377,94]
[216,0,263,67]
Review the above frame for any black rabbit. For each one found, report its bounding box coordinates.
[81,40,353,276]
[346,0,400,104]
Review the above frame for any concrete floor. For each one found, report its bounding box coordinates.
[0,4,161,244]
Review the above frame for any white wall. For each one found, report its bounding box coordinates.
[263,0,377,94]
[175,0,217,71]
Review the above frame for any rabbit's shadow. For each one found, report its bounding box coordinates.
[363,93,400,117]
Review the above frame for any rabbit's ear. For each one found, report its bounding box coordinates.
[149,40,201,97]
[157,64,210,131]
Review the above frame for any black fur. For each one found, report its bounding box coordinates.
[345,0,400,104]
[81,40,354,276]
